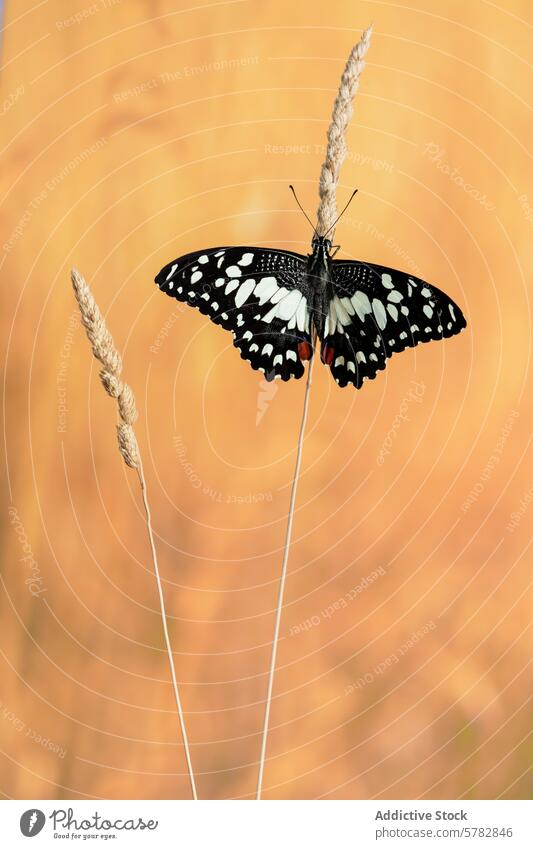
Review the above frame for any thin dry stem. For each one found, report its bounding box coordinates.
[71,268,198,800]
[256,28,372,799]
[256,330,317,800]
[316,25,373,238]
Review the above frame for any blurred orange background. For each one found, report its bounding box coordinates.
[1,0,531,800]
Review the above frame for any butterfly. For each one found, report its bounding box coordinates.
[155,224,466,389]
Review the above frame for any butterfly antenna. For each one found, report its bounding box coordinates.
[323,189,358,238]
[289,185,317,236]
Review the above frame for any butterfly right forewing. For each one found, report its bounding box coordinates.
[321,260,467,387]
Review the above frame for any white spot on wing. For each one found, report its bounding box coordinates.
[372,298,387,330]
[269,286,289,304]
[191,271,202,283]
[387,290,403,303]
[238,252,254,266]
[340,296,355,316]
[276,289,302,320]
[254,276,280,305]
[332,296,352,327]
[295,297,308,332]
[351,290,372,321]
[198,255,209,264]
[381,273,394,289]
[226,265,241,277]
[234,278,256,308]
[166,263,178,280]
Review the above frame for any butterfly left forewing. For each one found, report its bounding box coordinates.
[155,246,313,381]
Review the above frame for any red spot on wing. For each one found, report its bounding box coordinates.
[298,341,312,361]
[321,343,335,365]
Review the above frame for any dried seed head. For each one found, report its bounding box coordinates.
[72,267,140,472]
[118,383,138,425]
[316,25,372,238]
[117,423,140,470]
[71,268,123,376]
[100,369,123,398]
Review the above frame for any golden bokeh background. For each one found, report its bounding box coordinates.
[1,0,531,800]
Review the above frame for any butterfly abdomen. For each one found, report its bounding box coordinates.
[305,246,331,339]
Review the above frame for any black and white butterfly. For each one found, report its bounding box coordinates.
[155,235,466,388]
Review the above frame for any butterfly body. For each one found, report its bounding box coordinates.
[304,236,334,340]
[155,235,466,389]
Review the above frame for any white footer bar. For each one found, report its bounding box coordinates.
[1,799,531,848]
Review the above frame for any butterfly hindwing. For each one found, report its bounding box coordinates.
[155,246,313,381]
[322,260,467,388]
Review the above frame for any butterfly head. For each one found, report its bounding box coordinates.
[311,235,332,254]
